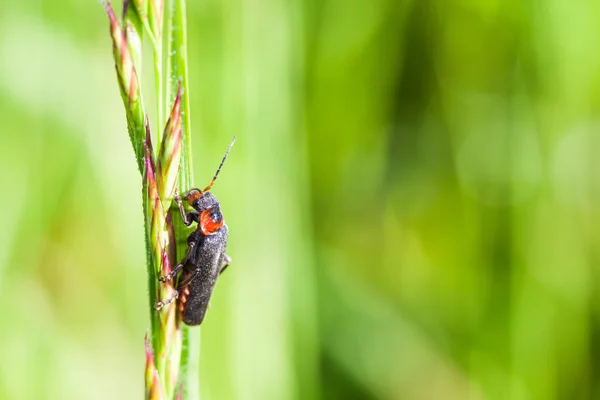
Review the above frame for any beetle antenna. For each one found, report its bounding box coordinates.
[203,135,236,192]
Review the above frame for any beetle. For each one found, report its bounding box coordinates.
[155,136,235,326]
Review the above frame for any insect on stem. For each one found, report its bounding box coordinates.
[155,136,236,326]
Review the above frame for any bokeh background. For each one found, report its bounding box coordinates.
[1,0,599,399]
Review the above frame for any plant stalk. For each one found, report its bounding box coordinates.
[104,0,197,398]
[166,0,200,398]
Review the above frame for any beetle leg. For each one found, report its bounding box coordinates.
[159,263,184,282]
[219,254,232,275]
[155,290,179,310]
[183,211,200,226]
[175,193,199,226]
[158,240,197,282]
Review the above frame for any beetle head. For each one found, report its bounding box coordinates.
[185,190,219,212]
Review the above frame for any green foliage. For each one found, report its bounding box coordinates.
[1,0,600,399]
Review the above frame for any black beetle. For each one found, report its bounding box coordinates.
[155,136,235,326]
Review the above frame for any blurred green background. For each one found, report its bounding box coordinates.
[1,0,599,399]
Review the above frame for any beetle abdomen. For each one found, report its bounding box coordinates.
[180,225,228,325]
